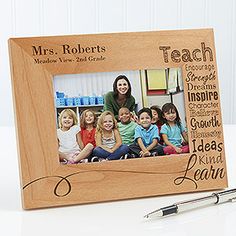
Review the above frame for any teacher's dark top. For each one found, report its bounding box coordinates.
[104,91,136,120]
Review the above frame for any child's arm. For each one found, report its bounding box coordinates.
[57,139,69,161]
[137,138,150,157]
[110,129,122,152]
[76,132,84,149]
[182,131,188,144]
[130,111,138,122]
[95,132,113,153]
[146,138,158,151]
[162,134,182,153]
[145,126,159,152]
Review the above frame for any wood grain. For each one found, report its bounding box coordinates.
[9,29,227,209]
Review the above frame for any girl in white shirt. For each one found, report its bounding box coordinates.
[57,109,93,164]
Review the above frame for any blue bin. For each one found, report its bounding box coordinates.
[65,98,74,106]
[96,96,104,104]
[56,98,65,107]
[89,96,96,105]
[81,96,90,105]
[73,97,81,106]
[56,92,65,98]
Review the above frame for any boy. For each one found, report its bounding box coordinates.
[129,107,164,157]
[117,107,137,145]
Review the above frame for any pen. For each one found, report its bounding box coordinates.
[144,188,236,218]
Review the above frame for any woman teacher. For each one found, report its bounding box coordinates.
[104,75,136,120]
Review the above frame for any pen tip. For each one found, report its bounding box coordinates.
[144,209,163,218]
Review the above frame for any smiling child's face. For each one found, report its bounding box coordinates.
[103,115,114,131]
[61,113,74,129]
[151,109,159,124]
[119,107,131,124]
[139,112,152,129]
[85,111,95,125]
[163,109,177,122]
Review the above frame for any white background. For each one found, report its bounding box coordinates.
[1,0,236,126]
[1,2,236,234]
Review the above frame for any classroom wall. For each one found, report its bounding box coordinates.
[1,0,236,126]
[54,70,143,111]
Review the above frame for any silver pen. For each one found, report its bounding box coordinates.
[144,188,236,218]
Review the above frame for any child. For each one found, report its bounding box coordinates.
[80,109,97,147]
[93,111,129,161]
[129,108,164,157]
[160,103,189,154]
[57,109,93,164]
[117,107,137,145]
[150,105,164,145]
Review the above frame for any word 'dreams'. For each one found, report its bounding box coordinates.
[159,42,213,63]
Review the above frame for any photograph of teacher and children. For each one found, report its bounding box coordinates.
[53,68,189,164]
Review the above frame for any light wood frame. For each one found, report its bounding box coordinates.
[9,29,228,209]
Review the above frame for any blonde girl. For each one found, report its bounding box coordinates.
[92,111,129,161]
[57,109,93,164]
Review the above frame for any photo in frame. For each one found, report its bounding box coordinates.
[53,68,188,164]
[9,29,228,209]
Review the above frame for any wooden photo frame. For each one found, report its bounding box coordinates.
[9,29,228,209]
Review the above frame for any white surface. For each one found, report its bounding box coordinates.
[1,0,236,126]
[1,125,236,236]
